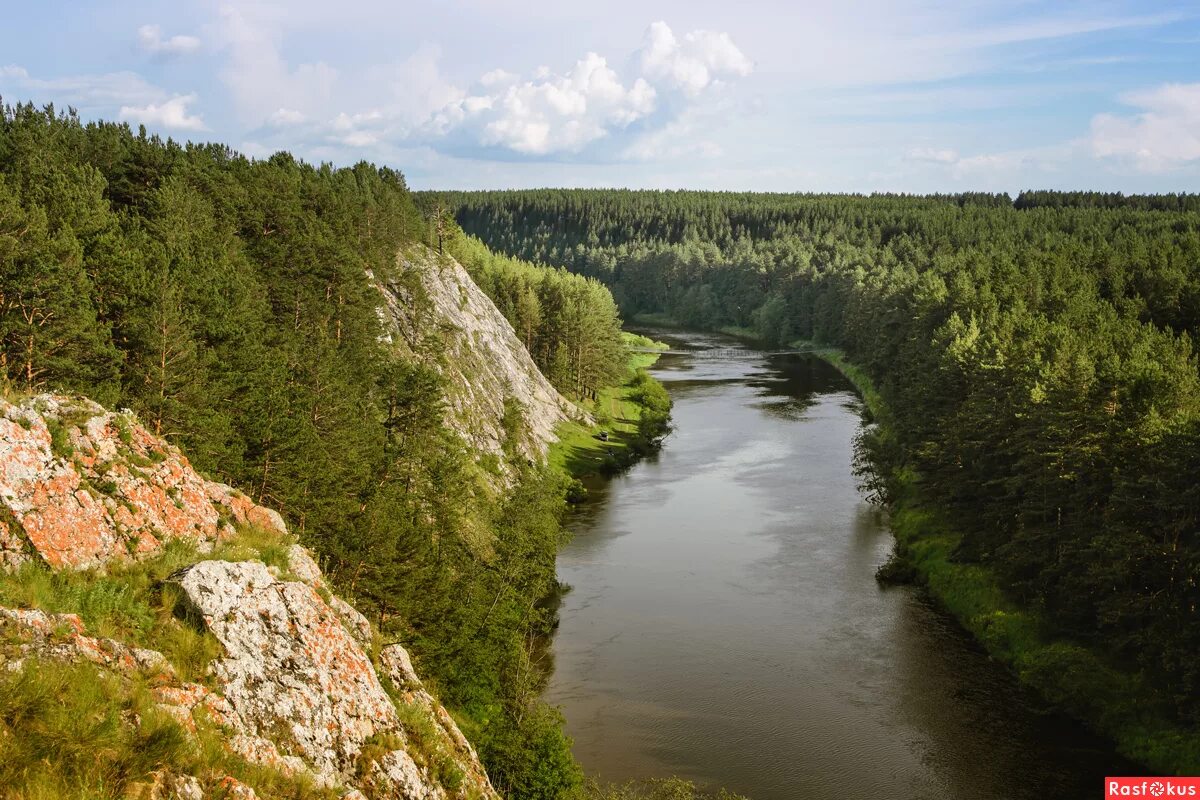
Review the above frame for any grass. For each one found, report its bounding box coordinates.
[0,524,296,684]
[0,521,349,798]
[805,342,1200,776]
[548,334,670,482]
[0,659,338,799]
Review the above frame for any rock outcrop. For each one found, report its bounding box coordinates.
[0,393,501,800]
[373,245,583,477]
[0,394,284,570]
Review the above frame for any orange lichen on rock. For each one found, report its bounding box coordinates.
[0,395,285,569]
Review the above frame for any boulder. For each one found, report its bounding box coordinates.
[168,560,398,785]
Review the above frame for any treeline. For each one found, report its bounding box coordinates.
[1014,190,1200,212]
[0,104,635,798]
[444,188,1200,734]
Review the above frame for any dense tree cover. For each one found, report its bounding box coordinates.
[1015,190,1200,212]
[0,105,652,798]
[441,188,1200,725]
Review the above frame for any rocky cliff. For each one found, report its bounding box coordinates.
[0,394,501,800]
[373,245,582,478]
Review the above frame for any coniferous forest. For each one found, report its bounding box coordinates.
[438,188,1200,766]
[0,104,653,798]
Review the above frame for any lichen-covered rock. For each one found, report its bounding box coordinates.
[364,749,442,800]
[164,558,501,799]
[380,643,422,690]
[216,776,260,799]
[375,246,587,480]
[125,770,204,800]
[169,560,398,785]
[0,395,285,569]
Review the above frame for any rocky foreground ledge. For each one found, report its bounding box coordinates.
[0,394,500,800]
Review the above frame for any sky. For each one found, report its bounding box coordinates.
[1,0,1198,193]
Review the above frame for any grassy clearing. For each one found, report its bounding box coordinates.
[548,334,671,482]
[804,343,1200,775]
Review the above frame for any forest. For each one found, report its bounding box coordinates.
[0,104,650,798]
[437,187,1200,766]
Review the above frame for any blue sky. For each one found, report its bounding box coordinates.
[2,0,1198,193]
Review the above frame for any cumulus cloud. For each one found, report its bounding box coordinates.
[436,52,657,155]
[1090,83,1200,172]
[639,21,753,97]
[119,94,207,131]
[137,24,201,57]
[208,17,749,160]
[417,21,748,156]
[268,108,306,126]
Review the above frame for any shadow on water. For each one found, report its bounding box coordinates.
[548,328,1132,800]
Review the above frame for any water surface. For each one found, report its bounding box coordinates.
[546,330,1126,800]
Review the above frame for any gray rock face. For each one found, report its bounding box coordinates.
[169,560,397,784]
[380,643,422,690]
[374,245,587,478]
[165,557,501,799]
[366,749,441,800]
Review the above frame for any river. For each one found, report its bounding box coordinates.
[545,330,1127,800]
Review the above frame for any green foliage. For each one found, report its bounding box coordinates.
[549,357,672,481]
[476,702,583,800]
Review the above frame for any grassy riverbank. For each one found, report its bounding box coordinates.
[548,332,672,481]
[793,338,1200,776]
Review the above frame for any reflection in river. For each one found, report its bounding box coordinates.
[546,330,1127,800]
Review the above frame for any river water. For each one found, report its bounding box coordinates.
[545,330,1127,800]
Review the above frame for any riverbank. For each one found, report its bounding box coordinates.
[548,332,672,482]
[790,337,1200,776]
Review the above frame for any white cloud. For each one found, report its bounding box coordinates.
[137,24,201,57]
[479,69,518,88]
[1090,83,1200,172]
[622,119,722,162]
[639,21,753,97]
[218,5,337,125]
[0,64,165,109]
[369,45,465,128]
[416,21,750,156]
[268,108,306,126]
[435,51,657,155]
[203,14,749,160]
[906,147,960,164]
[900,141,1073,182]
[119,94,207,131]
